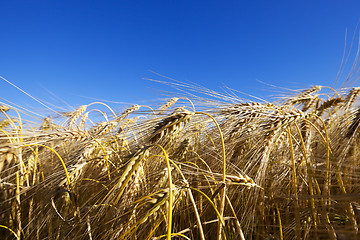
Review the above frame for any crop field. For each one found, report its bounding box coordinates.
[1,78,360,239]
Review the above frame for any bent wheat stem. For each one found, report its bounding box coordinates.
[24,143,72,189]
[195,112,226,240]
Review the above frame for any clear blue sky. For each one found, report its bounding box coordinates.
[1,1,360,113]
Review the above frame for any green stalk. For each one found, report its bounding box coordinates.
[153,144,173,240]
[275,203,283,240]
[166,158,206,240]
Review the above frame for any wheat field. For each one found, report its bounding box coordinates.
[1,76,360,240]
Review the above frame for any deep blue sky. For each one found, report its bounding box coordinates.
[1,1,360,114]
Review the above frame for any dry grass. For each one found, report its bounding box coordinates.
[2,81,360,240]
